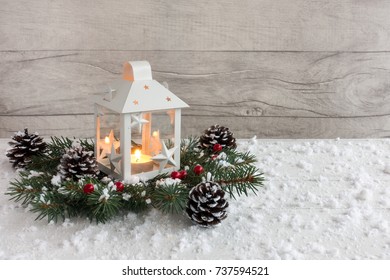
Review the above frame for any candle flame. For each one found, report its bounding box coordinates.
[104,136,110,144]
[135,149,141,162]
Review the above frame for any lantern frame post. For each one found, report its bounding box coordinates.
[120,113,132,181]
[94,104,101,160]
[174,109,181,170]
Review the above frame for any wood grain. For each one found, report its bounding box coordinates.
[1,0,390,51]
[1,50,390,138]
[1,115,389,139]
[1,1,389,139]
[1,51,389,117]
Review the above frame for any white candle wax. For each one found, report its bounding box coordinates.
[131,150,154,174]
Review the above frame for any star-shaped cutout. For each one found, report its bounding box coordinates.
[166,96,171,102]
[103,86,116,101]
[108,144,122,175]
[133,100,139,105]
[144,85,149,90]
[151,141,178,172]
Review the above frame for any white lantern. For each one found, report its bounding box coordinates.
[94,61,189,181]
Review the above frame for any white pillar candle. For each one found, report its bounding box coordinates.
[131,149,154,174]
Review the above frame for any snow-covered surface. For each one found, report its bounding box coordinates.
[0,138,389,260]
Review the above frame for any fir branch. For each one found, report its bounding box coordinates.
[79,138,95,152]
[165,138,175,149]
[230,151,257,166]
[6,171,51,205]
[5,134,265,225]
[86,187,122,224]
[27,153,60,174]
[58,181,90,218]
[7,179,40,205]
[30,198,67,223]
[151,183,188,214]
[28,179,86,223]
[27,137,94,174]
[121,183,151,213]
[50,136,73,150]
[215,165,264,199]
[180,136,203,169]
[145,173,169,187]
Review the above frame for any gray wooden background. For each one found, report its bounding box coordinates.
[1,0,390,139]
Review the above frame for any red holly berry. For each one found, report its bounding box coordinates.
[179,170,187,179]
[213,143,223,152]
[114,181,124,192]
[171,171,181,179]
[83,183,94,194]
[193,165,204,175]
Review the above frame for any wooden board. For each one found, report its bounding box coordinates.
[1,0,390,51]
[0,1,389,139]
[1,50,390,138]
[2,50,390,118]
[1,114,390,139]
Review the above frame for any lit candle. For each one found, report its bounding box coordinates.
[134,149,141,162]
[100,135,111,155]
[131,149,154,174]
[100,130,120,157]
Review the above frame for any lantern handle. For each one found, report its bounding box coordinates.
[123,61,152,81]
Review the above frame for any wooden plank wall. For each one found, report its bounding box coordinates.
[1,0,389,138]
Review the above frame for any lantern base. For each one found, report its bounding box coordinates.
[97,160,178,181]
[97,161,121,179]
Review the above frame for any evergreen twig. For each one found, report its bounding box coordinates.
[5,133,264,224]
[151,183,188,214]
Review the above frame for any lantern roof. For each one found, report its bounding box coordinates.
[94,61,189,114]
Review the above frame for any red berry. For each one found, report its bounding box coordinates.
[179,170,187,179]
[213,144,223,152]
[171,171,181,179]
[83,183,94,194]
[193,165,204,175]
[114,181,124,192]
[211,154,218,160]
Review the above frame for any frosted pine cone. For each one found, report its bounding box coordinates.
[199,125,236,150]
[58,140,99,181]
[186,181,228,227]
[6,128,47,169]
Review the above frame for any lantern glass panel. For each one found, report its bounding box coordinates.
[130,110,176,174]
[96,105,120,172]
[150,109,176,169]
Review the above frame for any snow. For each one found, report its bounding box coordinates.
[0,138,389,260]
[99,188,110,202]
[51,174,62,186]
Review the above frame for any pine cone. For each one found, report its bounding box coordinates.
[186,181,228,227]
[6,128,47,169]
[58,140,99,181]
[199,124,236,150]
